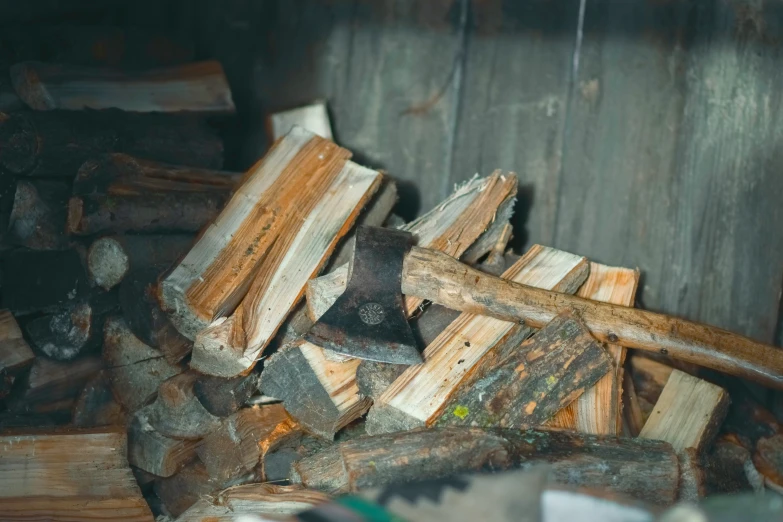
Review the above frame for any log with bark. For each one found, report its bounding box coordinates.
[435,310,612,429]
[145,372,221,440]
[72,370,126,427]
[24,301,94,361]
[291,427,680,506]
[0,109,223,180]
[366,245,588,435]
[192,372,261,417]
[127,407,200,478]
[68,153,239,236]
[153,461,221,518]
[7,179,69,250]
[548,263,640,435]
[0,428,153,521]
[262,173,516,439]
[195,404,302,484]
[11,60,235,113]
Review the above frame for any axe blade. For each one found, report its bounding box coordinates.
[305,226,422,365]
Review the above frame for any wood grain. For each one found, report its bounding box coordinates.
[270,101,333,141]
[549,263,639,434]
[0,429,152,521]
[366,245,588,435]
[0,310,33,373]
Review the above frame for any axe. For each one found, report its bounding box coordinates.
[305,226,783,390]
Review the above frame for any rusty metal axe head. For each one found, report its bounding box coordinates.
[304,225,422,365]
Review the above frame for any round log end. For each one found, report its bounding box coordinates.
[0,112,38,176]
[88,236,129,291]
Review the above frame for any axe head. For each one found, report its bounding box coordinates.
[304,225,422,365]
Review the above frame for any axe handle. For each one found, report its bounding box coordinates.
[402,246,783,390]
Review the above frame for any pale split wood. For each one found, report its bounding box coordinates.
[549,263,639,435]
[365,245,588,435]
[0,429,153,521]
[639,369,729,453]
[161,127,350,339]
[0,309,33,372]
[270,101,333,141]
[191,161,381,376]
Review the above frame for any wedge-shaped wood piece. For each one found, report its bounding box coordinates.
[196,404,302,483]
[73,370,126,427]
[128,407,199,478]
[12,60,235,113]
[436,310,612,428]
[177,483,331,522]
[270,101,333,140]
[549,263,640,435]
[366,245,588,435]
[191,158,382,376]
[306,172,518,320]
[0,428,153,521]
[161,127,350,340]
[7,179,70,250]
[0,110,223,179]
[0,309,33,374]
[103,316,182,412]
[8,356,102,416]
[146,372,221,440]
[153,461,221,518]
[193,372,260,417]
[292,427,679,505]
[69,153,239,236]
[640,370,729,453]
[261,342,371,439]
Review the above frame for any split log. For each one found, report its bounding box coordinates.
[196,404,301,483]
[103,316,182,412]
[292,427,679,505]
[120,268,192,363]
[0,309,34,375]
[435,310,612,429]
[269,101,333,140]
[7,179,69,250]
[25,302,93,360]
[191,147,384,377]
[161,127,353,340]
[12,60,235,113]
[153,461,222,518]
[262,435,337,483]
[73,370,126,427]
[7,356,101,415]
[0,428,153,521]
[0,249,90,314]
[145,372,221,440]
[366,245,588,435]
[69,153,239,236]
[127,407,199,477]
[88,233,195,291]
[629,354,674,423]
[261,342,371,439]
[0,109,223,179]
[639,369,729,453]
[622,370,646,436]
[549,263,639,435]
[177,484,330,521]
[193,372,261,417]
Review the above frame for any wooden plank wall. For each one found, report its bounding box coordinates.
[189,0,783,345]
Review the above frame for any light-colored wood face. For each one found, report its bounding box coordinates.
[549,262,640,435]
[271,102,333,141]
[372,245,587,429]
[0,430,152,521]
[0,309,33,372]
[639,369,729,452]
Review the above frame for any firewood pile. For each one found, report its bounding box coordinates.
[1,30,783,522]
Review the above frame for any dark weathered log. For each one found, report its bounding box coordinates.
[153,461,222,518]
[12,60,235,113]
[69,153,239,235]
[0,428,153,521]
[0,110,223,179]
[292,427,679,505]
[119,268,191,363]
[7,356,102,416]
[103,316,182,413]
[0,309,34,374]
[263,435,335,483]
[639,369,729,453]
[145,372,221,440]
[196,404,302,483]
[127,407,199,478]
[703,436,764,495]
[436,311,612,429]
[0,249,90,314]
[72,370,126,427]
[193,372,261,417]
[7,180,69,250]
[355,360,408,401]
[88,233,194,291]
[753,434,783,492]
[25,302,93,361]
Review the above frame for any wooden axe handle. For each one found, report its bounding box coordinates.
[402,246,783,390]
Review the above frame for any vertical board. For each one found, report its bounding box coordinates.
[451,0,580,247]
